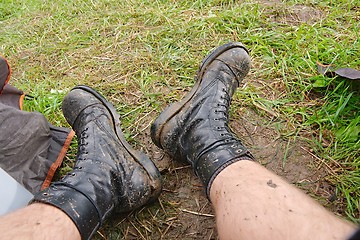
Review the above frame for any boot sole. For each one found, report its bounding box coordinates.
[72,85,162,200]
[152,42,249,149]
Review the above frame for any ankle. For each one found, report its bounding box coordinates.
[195,143,255,199]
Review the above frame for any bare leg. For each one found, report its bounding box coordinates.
[0,203,80,240]
[210,160,356,240]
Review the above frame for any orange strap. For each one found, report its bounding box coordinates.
[41,130,75,189]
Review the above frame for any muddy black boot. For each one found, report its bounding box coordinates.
[151,42,254,198]
[31,85,162,240]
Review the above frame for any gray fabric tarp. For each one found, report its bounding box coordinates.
[0,55,74,194]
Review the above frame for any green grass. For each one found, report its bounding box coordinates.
[1,0,359,234]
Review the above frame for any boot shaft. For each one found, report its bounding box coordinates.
[151,42,254,197]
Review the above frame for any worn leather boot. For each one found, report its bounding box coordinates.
[32,85,162,240]
[151,42,255,198]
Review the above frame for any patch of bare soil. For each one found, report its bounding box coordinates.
[231,107,334,201]
[257,0,324,25]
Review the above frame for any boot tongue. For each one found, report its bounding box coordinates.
[183,76,232,143]
[198,59,239,98]
[74,107,119,162]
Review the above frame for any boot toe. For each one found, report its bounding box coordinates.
[62,88,102,126]
[216,46,251,81]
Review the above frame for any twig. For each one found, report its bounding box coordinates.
[252,101,279,118]
[96,230,106,239]
[161,220,173,239]
[300,146,339,179]
[180,208,215,217]
[130,221,146,240]
[172,165,191,171]
[158,198,166,215]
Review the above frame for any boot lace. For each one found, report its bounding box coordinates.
[78,127,89,158]
[213,87,240,142]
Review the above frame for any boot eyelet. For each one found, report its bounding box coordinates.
[231,144,237,148]
[214,118,219,121]
[217,127,222,130]
[225,139,230,143]
[78,166,83,170]
[71,173,76,176]
[43,192,49,196]
[236,149,243,153]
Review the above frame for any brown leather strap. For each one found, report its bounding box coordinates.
[0,56,11,94]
